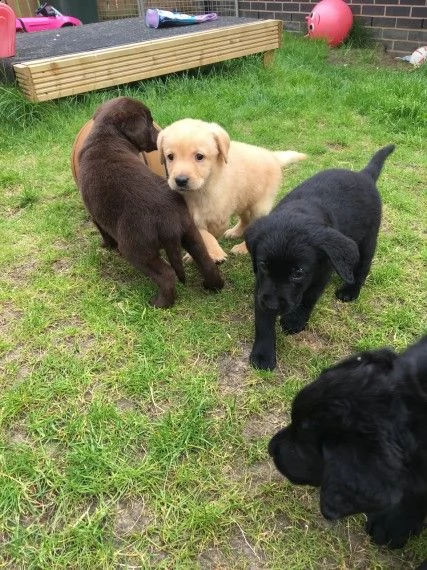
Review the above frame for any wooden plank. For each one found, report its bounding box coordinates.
[19,27,277,79]
[14,20,282,102]
[15,21,281,77]
[17,20,281,70]
[15,40,278,101]
[20,33,274,88]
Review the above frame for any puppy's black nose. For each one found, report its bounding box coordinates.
[175,175,189,188]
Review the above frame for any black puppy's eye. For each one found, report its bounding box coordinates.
[166,153,174,162]
[195,153,205,161]
[290,267,304,281]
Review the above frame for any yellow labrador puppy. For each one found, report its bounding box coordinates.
[157,118,307,262]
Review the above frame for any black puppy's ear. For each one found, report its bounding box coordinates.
[320,440,403,520]
[314,227,359,283]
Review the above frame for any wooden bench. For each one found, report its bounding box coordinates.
[13,19,282,102]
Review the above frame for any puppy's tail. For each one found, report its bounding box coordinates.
[164,243,186,284]
[273,151,308,168]
[362,144,395,182]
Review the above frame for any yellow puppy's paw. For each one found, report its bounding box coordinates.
[210,250,228,264]
[224,227,243,239]
[230,242,248,255]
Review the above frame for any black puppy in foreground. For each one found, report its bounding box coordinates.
[269,335,427,550]
[245,145,395,370]
[78,97,224,308]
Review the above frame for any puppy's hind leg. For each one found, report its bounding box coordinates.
[229,203,273,255]
[228,212,251,255]
[93,221,118,249]
[336,232,378,302]
[182,223,224,291]
[163,240,186,284]
[224,211,252,240]
[121,245,178,308]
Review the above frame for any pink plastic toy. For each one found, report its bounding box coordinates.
[15,2,82,33]
[0,2,16,57]
[306,0,353,47]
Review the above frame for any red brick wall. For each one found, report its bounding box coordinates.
[238,1,427,56]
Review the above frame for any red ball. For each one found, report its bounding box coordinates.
[306,0,353,47]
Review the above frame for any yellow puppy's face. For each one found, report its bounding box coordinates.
[157,119,230,192]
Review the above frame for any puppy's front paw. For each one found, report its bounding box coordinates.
[249,347,276,371]
[280,314,307,335]
[203,273,225,292]
[335,284,360,302]
[210,251,227,264]
[366,511,424,549]
[150,293,175,309]
[230,241,248,255]
[224,227,242,239]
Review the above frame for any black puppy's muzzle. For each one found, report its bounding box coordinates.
[175,175,189,189]
[259,295,279,312]
[259,293,291,313]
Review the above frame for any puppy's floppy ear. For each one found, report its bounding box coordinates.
[320,439,403,520]
[209,123,230,163]
[93,106,102,120]
[313,227,359,283]
[157,130,166,165]
[390,336,427,401]
[118,114,151,150]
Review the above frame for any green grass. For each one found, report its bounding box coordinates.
[1,31,426,569]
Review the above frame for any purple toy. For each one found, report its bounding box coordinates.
[306,0,353,47]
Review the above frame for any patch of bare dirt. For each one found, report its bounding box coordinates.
[199,526,268,570]
[297,329,330,352]
[115,397,138,413]
[0,301,23,333]
[216,346,254,396]
[113,497,152,537]
[51,258,72,274]
[326,142,349,151]
[242,409,288,442]
[6,259,39,286]
[46,316,96,355]
[7,425,31,446]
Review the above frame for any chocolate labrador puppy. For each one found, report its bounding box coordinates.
[269,335,427,550]
[245,145,395,370]
[77,97,224,308]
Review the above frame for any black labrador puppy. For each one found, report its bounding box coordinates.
[269,335,427,549]
[245,145,395,370]
[78,97,224,308]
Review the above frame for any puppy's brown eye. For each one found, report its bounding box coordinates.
[167,154,174,161]
[195,153,205,161]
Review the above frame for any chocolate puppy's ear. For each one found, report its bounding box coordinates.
[314,227,359,283]
[119,115,153,151]
[320,439,403,521]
